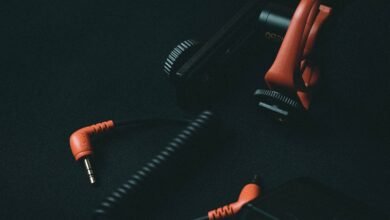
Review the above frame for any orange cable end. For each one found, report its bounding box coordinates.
[69,120,115,161]
[208,182,261,220]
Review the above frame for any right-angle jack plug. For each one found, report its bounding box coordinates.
[69,120,115,184]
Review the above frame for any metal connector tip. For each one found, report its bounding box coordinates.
[83,157,96,184]
[89,175,96,184]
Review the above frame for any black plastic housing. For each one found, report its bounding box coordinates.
[168,0,296,110]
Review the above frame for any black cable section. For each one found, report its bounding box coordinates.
[115,118,191,128]
[193,216,209,220]
[93,110,215,219]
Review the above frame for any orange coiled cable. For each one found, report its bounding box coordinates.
[208,204,235,220]
[207,180,261,220]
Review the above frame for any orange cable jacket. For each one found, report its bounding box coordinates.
[69,120,115,160]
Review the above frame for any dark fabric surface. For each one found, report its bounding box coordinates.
[1,0,389,219]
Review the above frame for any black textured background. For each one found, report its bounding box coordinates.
[1,0,389,219]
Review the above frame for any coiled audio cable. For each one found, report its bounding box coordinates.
[69,117,190,184]
[92,110,217,219]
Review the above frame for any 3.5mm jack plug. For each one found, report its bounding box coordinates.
[69,120,115,184]
[82,156,95,184]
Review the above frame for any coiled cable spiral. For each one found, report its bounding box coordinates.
[209,204,235,219]
[93,110,216,219]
